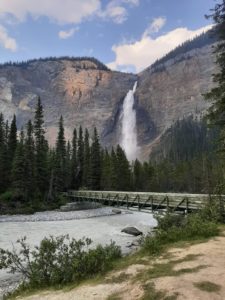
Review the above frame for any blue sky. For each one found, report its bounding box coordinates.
[0,0,214,73]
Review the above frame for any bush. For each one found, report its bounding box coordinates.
[0,235,121,288]
[200,197,225,223]
[142,212,219,254]
[0,190,14,202]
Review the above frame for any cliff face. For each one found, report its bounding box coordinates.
[0,39,216,160]
[136,43,216,159]
[0,59,137,145]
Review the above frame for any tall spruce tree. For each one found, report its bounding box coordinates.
[83,129,91,188]
[101,149,112,190]
[65,141,72,190]
[116,145,131,191]
[110,147,118,190]
[8,115,17,165]
[55,116,67,192]
[24,120,35,202]
[71,128,78,189]
[90,127,101,190]
[12,130,26,199]
[34,97,48,196]
[77,126,84,188]
[0,113,8,192]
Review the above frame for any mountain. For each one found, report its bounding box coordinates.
[0,32,217,160]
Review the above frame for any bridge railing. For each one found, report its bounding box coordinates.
[66,190,225,213]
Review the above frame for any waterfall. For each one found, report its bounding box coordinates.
[120,81,139,161]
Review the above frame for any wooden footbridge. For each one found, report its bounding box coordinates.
[65,190,225,214]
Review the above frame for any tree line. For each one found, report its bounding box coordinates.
[0,106,223,212]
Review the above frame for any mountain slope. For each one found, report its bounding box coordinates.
[0,32,217,160]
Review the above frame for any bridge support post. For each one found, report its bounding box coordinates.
[185,198,189,214]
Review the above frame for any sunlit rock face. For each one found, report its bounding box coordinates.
[0,59,137,147]
[0,40,216,161]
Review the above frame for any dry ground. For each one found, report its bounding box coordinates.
[16,235,225,300]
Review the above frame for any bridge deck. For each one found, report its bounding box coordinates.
[66,190,225,214]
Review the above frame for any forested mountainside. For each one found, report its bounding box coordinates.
[0,31,217,160]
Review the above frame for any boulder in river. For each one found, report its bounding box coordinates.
[121,227,143,236]
[112,209,121,214]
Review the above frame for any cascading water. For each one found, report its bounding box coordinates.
[120,81,139,161]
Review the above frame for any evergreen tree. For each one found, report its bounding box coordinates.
[8,115,17,164]
[0,113,8,192]
[54,116,66,192]
[77,126,84,188]
[34,97,48,196]
[83,129,91,188]
[101,149,112,190]
[24,120,35,202]
[110,147,118,190]
[12,130,26,199]
[133,159,142,191]
[116,145,131,191]
[65,141,72,190]
[71,128,78,189]
[90,127,101,190]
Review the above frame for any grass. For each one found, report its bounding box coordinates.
[105,272,131,284]
[107,293,123,300]
[134,254,205,282]
[193,281,221,293]
[141,282,179,300]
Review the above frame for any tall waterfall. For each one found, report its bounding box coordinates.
[120,81,139,161]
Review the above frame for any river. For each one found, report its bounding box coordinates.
[0,207,157,297]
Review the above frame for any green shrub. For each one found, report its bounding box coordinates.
[200,197,225,223]
[0,190,14,202]
[0,235,121,288]
[142,213,219,254]
[156,213,185,231]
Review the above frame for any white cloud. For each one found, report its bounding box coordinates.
[0,25,17,51]
[58,27,78,39]
[143,17,166,37]
[0,0,139,25]
[122,0,140,6]
[107,24,213,73]
[0,0,101,24]
[99,1,127,24]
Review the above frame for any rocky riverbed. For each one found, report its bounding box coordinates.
[0,207,118,222]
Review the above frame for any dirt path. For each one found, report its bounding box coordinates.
[17,235,225,300]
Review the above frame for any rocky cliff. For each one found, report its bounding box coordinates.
[0,34,217,160]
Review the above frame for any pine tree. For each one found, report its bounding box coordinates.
[110,147,118,190]
[65,141,72,190]
[90,127,101,190]
[101,149,112,190]
[83,129,91,188]
[116,145,131,191]
[55,116,66,192]
[34,97,48,196]
[71,128,78,189]
[77,126,84,188]
[12,130,26,199]
[133,159,142,191]
[0,113,8,193]
[24,120,35,202]
[8,115,17,164]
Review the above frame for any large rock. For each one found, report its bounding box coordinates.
[121,227,143,236]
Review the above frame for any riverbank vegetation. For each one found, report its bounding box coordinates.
[0,207,222,299]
